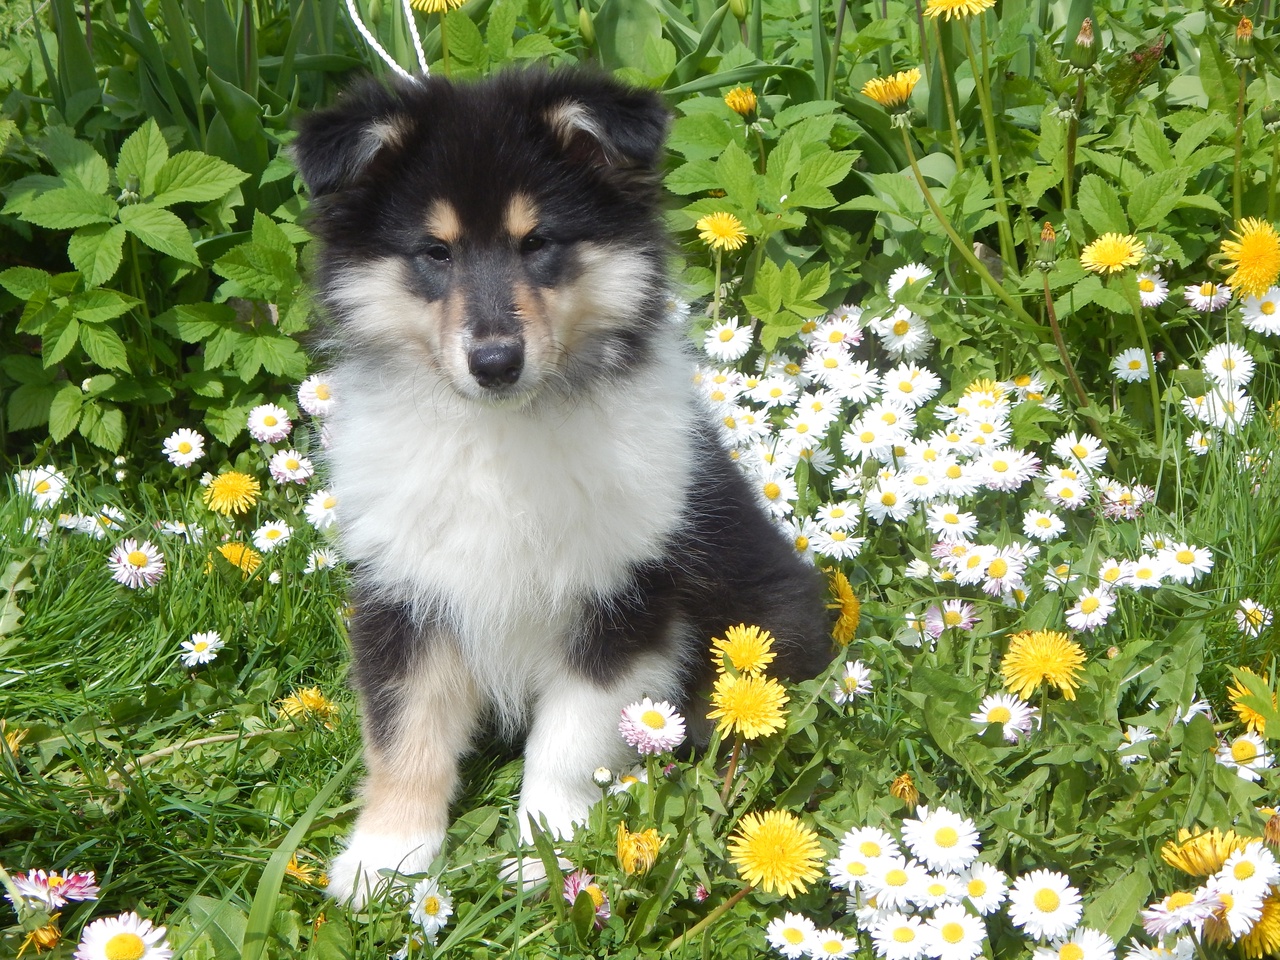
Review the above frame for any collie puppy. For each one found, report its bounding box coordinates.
[292,68,832,904]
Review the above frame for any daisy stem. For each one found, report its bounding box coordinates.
[1127,291,1165,451]
[1270,140,1280,222]
[712,249,723,326]
[1233,66,1246,223]
[665,883,754,953]
[933,18,965,173]
[646,753,660,822]
[963,19,1016,271]
[825,0,849,100]
[1063,74,1086,225]
[900,126,1038,327]
[719,734,744,808]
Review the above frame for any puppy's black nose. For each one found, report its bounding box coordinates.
[468,341,524,388]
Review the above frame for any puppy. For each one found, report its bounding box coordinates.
[291,68,832,905]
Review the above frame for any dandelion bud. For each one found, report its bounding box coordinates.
[1234,18,1254,62]
[1265,812,1280,850]
[890,772,919,809]
[1149,738,1171,761]
[1068,17,1097,71]
[578,6,595,46]
[1035,221,1058,273]
[592,766,613,788]
[728,0,749,22]
[724,86,758,121]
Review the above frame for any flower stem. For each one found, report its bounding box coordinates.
[1269,139,1280,222]
[933,19,964,172]
[899,126,1038,327]
[964,18,1016,270]
[719,733,743,807]
[666,884,754,953]
[1126,287,1165,451]
[826,0,849,100]
[712,249,723,325]
[1063,75,1086,223]
[1233,66,1247,222]
[1041,273,1092,413]
[439,12,451,77]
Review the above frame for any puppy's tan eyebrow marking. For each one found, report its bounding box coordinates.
[425,199,462,243]
[504,193,540,239]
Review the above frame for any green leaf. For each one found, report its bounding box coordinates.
[72,289,138,324]
[119,203,200,263]
[1128,169,1186,232]
[67,223,127,287]
[716,142,758,208]
[185,896,247,960]
[152,150,251,207]
[48,382,83,441]
[747,258,782,316]
[486,0,519,62]
[1076,174,1128,236]
[79,402,125,451]
[213,243,295,298]
[0,267,53,301]
[511,33,560,60]
[444,9,487,66]
[156,302,237,343]
[43,313,81,366]
[234,331,308,381]
[79,323,131,372]
[7,382,57,430]
[1130,115,1173,172]
[41,127,110,194]
[795,150,854,189]
[249,211,295,257]
[664,160,721,196]
[116,119,170,197]
[20,187,118,230]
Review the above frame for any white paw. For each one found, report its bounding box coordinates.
[499,854,573,891]
[327,831,441,908]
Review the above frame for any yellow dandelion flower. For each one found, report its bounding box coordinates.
[409,0,463,11]
[20,913,61,955]
[1161,828,1249,876]
[216,542,262,576]
[1221,218,1280,299]
[707,672,788,739]
[711,624,777,675]
[1001,629,1086,700]
[616,822,663,875]
[827,570,860,646]
[1079,233,1145,274]
[285,855,327,887]
[923,0,995,18]
[860,68,921,109]
[724,86,758,118]
[696,212,748,252]
[1239,887,1280,959]
[2,720,28,755]
[278,686,340,728]
[890,772,919,809]
[726,809,825,897]
[1228,666,1276,735]
[203,471,260,515]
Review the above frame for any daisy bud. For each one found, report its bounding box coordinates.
[1106,645,1120,659]
[1234,18,1254,62]
[578,6,594,45]
[1067,18,1097,71]
[592,766,613,789]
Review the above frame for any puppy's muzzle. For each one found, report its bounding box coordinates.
[468,340,525,388]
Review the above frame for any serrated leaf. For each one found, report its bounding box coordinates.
[156,302,237,343]
[1128,169,1186,231]
[1131,115,1173,172]
[749,258,783,315]
[7,382,57,430]
[67,223,127,288]
[79,323,131,372]
[119,203,200,263]
[72,288,139,324]
[444,8,487,65]
[795,151,854,189]
[41,128,110,193]
[793,262,830,302]
[0,266,53,301]
[79,402,126,451]
[1076,175,1128,236]
[664,160,721,196]
[213,243,295,298]
[43,313,81,366]
[48,383,83,441]
[234,331,308,381]
[511,33,559,60]
[19,187,118,230]
[152,150,250,206]
[716,142,758,208]
[116,119,170,197]
[249,211,295,258]
[204,399,255,444]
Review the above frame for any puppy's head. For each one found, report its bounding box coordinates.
[293,69,671,403]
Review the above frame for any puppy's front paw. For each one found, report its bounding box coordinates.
[327,831,441,908]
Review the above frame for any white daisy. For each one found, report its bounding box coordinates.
[1022,510,1065,542]
[252,521,292,553]
[1202,879,1265,940]
[1044,479,1089,510]
[409,876,453,942]
[870,912,928,960]
[1241,286,1280,335]
[108,539,166,589]
[1140,888,1220,937]
[1158,543,1213,584]
[618,698,686,755]
[1183,281,1231,311]
[934,458,985,500]
[703,317,754,361]
[268,449,315,485]
[812,527,866,561]
[1203,385,1253,433]
[162,429,206,468]
[882,363,942,409]
[810,929,859,958]
[960,862,1008,915]
[887,262,933,300]
[304,489,338,531]
[1007,869,1083,940]
[1185,431,1213,456]
[1065,589,1116,632]
[1112,348,1152,382]
[1096,558,1135,593]
[832,660,873,704]
[922,903,986,960]
[15,466,68,508]
[1034,928,1116,960]
[1216,841,1280,896]
[1215,732,1272,781]
[1052,432,1108,471]
[866,857,930,911]
[816,501,860,530]
[979,448,1040,492]
[74,911,172,960]
[873,308,935,360]
[925,504,978,541]
[783,516,819,564]
[1234,598,1273,637]
[766,912,818,958]
[297,373,335,416]
[1129,555,1165,590]
[749,375,800,408]
[1136,271,1169,308]
[814,313,864,350]
[900,807,981,873]
[971,693,1038,742]
[1202,342,1255,388]
[179,630,224,667]
[247,403,292,443]
[864,478,914,524]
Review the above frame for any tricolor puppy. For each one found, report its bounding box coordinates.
[292,68,832,904]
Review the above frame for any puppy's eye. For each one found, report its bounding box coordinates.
[520,234,547,254]
[424,243,451,263]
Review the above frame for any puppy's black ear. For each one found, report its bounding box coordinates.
[291,79,412,197]
[543,78,669,171]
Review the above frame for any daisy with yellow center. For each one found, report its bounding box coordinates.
[696,211,748,251]
[727,809,825,897]
[74,911,171,960]
[278,686,340,728]
[1220,218,1280,299]
[1079,233,1145,274]
[708,673,788,739]
[724,86,758,118]
[203,471,261,515]
[1001,629,1086,700]
[616,822,663,875]
[711,623,777,675]
[923,0,995,18]
[861,68,922,111]
[827,569,861,646]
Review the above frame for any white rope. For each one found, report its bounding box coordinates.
[343,0,420,81]
[401,0,430,75]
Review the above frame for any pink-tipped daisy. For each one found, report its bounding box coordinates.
[618,698,686,755]
[268,449,315,485]
[108,539,165,589]
[247,403,292,443]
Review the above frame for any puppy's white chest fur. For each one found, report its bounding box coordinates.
[327,343,696,707]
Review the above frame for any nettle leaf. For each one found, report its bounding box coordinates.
[67,223,127,288]
[0,266,53,301]
[72,289,139,323]
[156,302,238,343]
[41,127,110,194]
[78,402,126,451]
[1076,174,1128,236]
[153,151,250,206]
[250,211,295,258]
[715,142,758,208]
[43,313,81,366]
[1128,169,1186,232]
[79,324,131,372]
[119,202,200,263]
[20,187,118,230]
[116,119,171,197]
[664,160,721,196]
[48,383,84,441]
